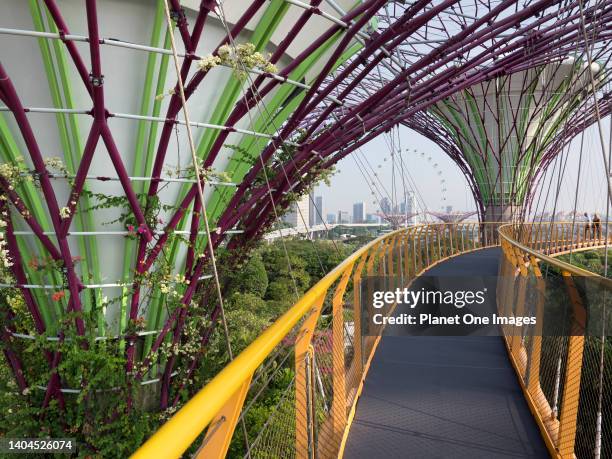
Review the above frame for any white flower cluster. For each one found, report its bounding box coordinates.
[155,88,176,101]
[43,156,66,172]
[0,239,12,269]
[0,161,28,190]
[199,165,232,183]
[59,207,71,219]
[197,54,221,72]
[216,43,278,77]
[158,273,191,296]
[0,211,13,269]
[164,164,183,178]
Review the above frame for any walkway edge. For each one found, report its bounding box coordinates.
[337,245,500,459]
[503,336,560,459]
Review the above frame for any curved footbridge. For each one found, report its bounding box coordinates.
[343,248,549,458]
[134,222,610,459]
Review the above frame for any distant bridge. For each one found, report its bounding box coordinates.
[263,222,390,241]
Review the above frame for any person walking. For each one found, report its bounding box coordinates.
[584,212,592,241]
[592,213,601,240]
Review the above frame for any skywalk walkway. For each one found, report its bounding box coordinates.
[343,248,549,458]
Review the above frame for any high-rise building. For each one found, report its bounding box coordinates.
[313,196,323,225]
[308,192,316,226]
[326,213,337,224]
[282,194,310,230]
[337,210,350,224]
[353,201,366,223]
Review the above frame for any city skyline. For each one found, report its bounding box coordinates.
[314,122,612,220]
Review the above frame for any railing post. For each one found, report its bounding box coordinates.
[296,294,326,459]
[496,239,506,308]
[386,235,395,283]
[501,243,519,337]
[395,233,403,288]
[511,250,528,368]
[557,271,586,459]
[398,233,404,286]
[557,333,585,459]
[364,245,380,362]
[379,239,387,277]
[367,243,379,278]
[436,225,441,260]
[414,227,421,273]
[526,257,544,395]
[392,233,399,285]
[195,376,253,459]
[379,238,389,298]
[430,226,436,263]
[331,265,354,448]
[306,349,315,459]
[536,223,543,251]
[424,228,430,266]
[403,231,411,282]
[352,254,368,378]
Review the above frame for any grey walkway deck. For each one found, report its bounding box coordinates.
[343,248,549,459]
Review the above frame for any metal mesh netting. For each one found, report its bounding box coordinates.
[499,223,612,458]
[246,380,299,458]
[198,224,499,457]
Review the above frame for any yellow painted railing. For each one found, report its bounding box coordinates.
[133,221,611,459]
[132,222,499,459]
[498,222,612,459]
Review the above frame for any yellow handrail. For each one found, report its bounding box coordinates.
[132,227,405,458]
[132,222,498,458]
[497,221,611,459]
[498,222,612,282]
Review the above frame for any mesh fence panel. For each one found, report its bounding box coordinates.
[499,223,612,458]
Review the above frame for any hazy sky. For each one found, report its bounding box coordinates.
[315,118,612,219]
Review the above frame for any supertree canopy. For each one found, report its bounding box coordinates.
[429,210,477,224]
[0,0,611,452]
[411,59,609,221]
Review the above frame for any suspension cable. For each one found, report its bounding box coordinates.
[161,0,234,362]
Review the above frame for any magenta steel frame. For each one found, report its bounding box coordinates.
[0,0,611,410]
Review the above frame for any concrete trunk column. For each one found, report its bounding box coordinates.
[484,205,522,223]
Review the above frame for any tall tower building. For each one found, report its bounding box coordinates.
[313,196,323,225]
[353,201,366,223]
[282,194,310,230]
[308,192,316,227]
[337,210,350,224]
